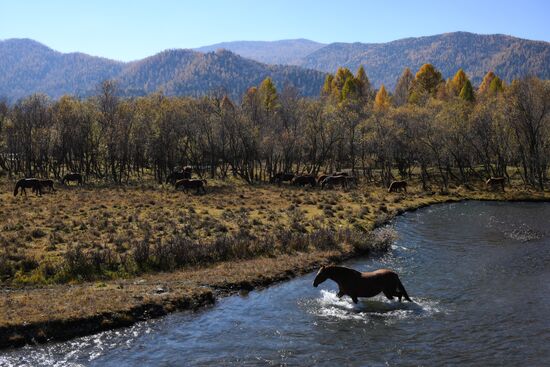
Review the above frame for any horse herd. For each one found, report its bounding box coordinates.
[10,166,507,198]
[13,173,82,196]
[271,171,408,193]
[165,166,208,194]
[271,172,361,190]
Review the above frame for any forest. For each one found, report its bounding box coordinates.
[0,63,549,190]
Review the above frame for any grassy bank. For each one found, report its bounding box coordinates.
[1,178,548,348]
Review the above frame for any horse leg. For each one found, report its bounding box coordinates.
[383,290,394,300]
[351,295,358,304]
[337,290,345,298]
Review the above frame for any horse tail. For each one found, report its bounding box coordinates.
[14,182,19,196]
[397,278,412,302]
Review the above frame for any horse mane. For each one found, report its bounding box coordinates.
[325,265,361,277]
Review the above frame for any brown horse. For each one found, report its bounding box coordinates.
[292,175,316,187]
[38,179,55,192]
[166,167,192,185]
[317,174,329,185]
[333,171,349,177]
[270,172,295,185]
[321,175,347,189]
[486,177,505,192]
[14,178,42,197]
[175,179,207,194]
[62,173,83,186]
[313,265,412,303]
[345,176,359,187]
[388,180,407,193]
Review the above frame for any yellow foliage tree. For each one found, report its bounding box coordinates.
[374,84,391,110]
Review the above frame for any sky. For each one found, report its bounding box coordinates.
[1,0,549,61]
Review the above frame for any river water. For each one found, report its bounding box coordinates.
[2,201,549,366]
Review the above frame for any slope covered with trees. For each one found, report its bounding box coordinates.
[195,39,326,65]
[1,32,548,101]
[0,39,326,101]
[0,39,124,101]
[118,49,327,99]
[299,32,550,89]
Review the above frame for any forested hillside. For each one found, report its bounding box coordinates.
[118,49,326,99]
[1,32,549,100]
[299,32,550,88]
[193,33,550,89]
[195,39,326,65]
[0,39,124,100]
[0,39,326,101]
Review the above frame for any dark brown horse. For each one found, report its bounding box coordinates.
[38,179,55,192]
[270,172,295,185]
[175,179,207,194]
[62,173,83,186]
[166,167,192,185]
[388,180,407,193]
[292,175,316,187]
[313,265,412,303]
[14,178,42,197]
[333,171,349,177]
[321,175,347,189]
[486,177,505,192]
[317,174,329,185]
[345,176,359,187]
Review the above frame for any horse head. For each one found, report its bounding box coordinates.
[313,265,330,287]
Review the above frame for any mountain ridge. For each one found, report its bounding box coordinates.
[1,32,549,101]
[0,39,326,101]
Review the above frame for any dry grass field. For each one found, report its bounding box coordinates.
[0,178,426,285]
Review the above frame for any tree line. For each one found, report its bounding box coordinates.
[0,64,548,189]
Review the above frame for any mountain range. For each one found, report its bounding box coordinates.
[1,32,549,102]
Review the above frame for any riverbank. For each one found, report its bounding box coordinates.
[1,181,549,349]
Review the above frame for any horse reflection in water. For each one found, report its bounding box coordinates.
[313,265,412,304]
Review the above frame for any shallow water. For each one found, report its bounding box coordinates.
[2,201,550,366]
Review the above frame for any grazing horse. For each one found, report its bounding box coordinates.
[321,175,347,189]
[14,178,42,197]
[317,174,329,185]
[62,173,83,186]
[313,265,412,303]
[166,167,192,185]
[345,176,359,187]
[333,171,349,177]
[270,172,295,185]
[388,180,407,193]
[292,175,316,187]
[175,179,207,194]
[486,177,505,192]
[38,179,55,192]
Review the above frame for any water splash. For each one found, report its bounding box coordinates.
[504,223,543,242]
[487,215,544,243]
[307,290,443,323]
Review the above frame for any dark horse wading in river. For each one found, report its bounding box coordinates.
[14,178,43,197]
[313,265,412,303]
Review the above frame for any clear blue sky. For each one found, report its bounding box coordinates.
[1,0,549,61]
